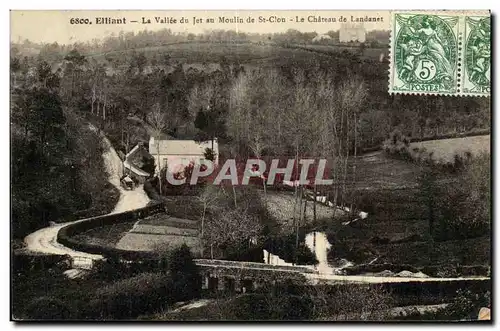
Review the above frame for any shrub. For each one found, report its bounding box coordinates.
[278,294,314,320]
[264,234,318,265]
[310,284,394,320]
[434,153,490,241]
[383,129,412,161]
[164,244,202,302]
[85,272,171,319]
[229,293,270,320]
[23,296,74,320]
[436,289,491,320]
[227,292,315,321]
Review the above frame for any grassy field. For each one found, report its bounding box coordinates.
[163,196,204,221]
[89,42,333,67]
[265,191,338,234]
[72,221,136,248]
[410,135,490,164]
[299,44,387,60]
[350,151,425,190]
[115,213,200,253]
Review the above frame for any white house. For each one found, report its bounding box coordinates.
[148,137,219,174]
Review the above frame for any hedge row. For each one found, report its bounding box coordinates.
[342,263,490,278]
[360,129,490,155]
[383,279,491,307]
[409,129,490,144]
[57,202,166,261]
[342,263,420,275]
[13,251,72,273]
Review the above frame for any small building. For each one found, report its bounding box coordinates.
[148,137,219,175]
[123,143,152,184]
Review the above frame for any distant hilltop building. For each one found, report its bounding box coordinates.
[312,34,332,43]
[339,23,366,43]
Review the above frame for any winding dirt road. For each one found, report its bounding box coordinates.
[23,126,150,265]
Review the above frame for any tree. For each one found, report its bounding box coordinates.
[166,244,202,301]
[203,188,263,259]
[438,153,490,240]
[140,155,156,177]
[147,103,167,194]
[62,49,87,105]
[337,77,367,211]
[418,167,439,238]
[203,147,216,162]
[197,184,221,240]
[226,70,284,195]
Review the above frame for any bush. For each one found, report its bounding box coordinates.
[432,289,491,321]
[278,294,314,320]
[230,293,270,320]
[264,234,318,265]
[432,153,490,241]
[227,292,314,320]
[310,284,394,320]
[164,244,202,302]
[23,296,74,320]
[85,272,171,319]
[383,129,412,160]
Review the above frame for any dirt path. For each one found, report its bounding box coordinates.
[23,126,150,264]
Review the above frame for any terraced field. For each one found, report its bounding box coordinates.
[115,214,200,252]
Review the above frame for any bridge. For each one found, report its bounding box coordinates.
[193,259,490,293]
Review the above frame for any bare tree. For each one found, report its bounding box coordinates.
[203,206,262,259]
[337,77,367,211]
[147,103,167,194]
[197,184,221,240]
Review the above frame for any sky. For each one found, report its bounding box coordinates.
[10,10,391,44]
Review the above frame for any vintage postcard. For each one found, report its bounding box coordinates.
[10,10,491,322]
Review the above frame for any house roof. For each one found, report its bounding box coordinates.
[124,160,150,177]
[149,137,216,156]
[124,144,152,177]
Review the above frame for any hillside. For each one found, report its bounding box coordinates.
[87,41,364,71]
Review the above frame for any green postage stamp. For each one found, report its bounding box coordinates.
[389,11,490,96]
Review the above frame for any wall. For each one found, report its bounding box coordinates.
[57,202,166,260]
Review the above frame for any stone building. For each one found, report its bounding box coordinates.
[339,23,366,43]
